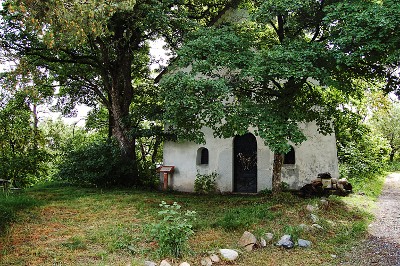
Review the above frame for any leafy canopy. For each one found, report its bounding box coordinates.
[161,0,400,153]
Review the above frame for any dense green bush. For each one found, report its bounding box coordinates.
[0,95,50,187]
[57,139,138,187]
[194,171,218,194]
[338,131,390,180]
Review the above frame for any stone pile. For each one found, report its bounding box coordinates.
[144,201,330,265]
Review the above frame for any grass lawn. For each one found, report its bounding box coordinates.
[0,174,386,266]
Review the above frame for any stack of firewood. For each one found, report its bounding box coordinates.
[300,172,352,197]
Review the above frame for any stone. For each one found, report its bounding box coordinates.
[331,254,337,258]
[238,231,257,251]
[265,233,274,242]
[260,238,267,247]
[219,249,239,261]
[179,263,190,266]
[276,235,294,249]
[298,239,312,248]
[310,213,319,223]
[144,261,157,266]
[201,257,212,266]
[210,254,220,263]
[312,224,323,230]
[306,204,316,212]
[160,260,172,266]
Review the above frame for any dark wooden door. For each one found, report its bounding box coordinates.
[234,133,257,193]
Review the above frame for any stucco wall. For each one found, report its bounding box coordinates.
[163,123,338,192]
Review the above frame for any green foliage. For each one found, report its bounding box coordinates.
[334,89,392,182]
[0,93,49,187]
[161,1,400,153]
[281,182,289,191]
[338,130,389,179]
[57,138,137,187]
[370,102,400,162]
[1,0,234,186]
[283,225,303,243]
[149,201,196,258]
[194,172,218,194]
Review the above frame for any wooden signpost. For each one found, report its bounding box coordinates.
[158,166,175,190]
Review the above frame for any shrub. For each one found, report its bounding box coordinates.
[57,139,136,187]
[149,201,196,258]
[338,131,389,181]
[194,172,218,194]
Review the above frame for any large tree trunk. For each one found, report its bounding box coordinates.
[106,32,138,185]
[108,96,138,185]
[272,153,284,194]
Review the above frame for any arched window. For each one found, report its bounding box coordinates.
[283,146,295,165]
[197,147,209,165]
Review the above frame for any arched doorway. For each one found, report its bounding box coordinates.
[234,133,257,193]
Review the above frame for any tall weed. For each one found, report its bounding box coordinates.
[149,201,196,258]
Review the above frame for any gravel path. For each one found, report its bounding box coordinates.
[340,173,400,265]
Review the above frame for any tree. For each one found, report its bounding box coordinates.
[371,101,400,162]
[161,0,400,193]
[334,88,391,180]
[0,0,234,185]
[0,91,49,187]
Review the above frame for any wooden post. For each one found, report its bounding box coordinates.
[163,172,169,190]
[158,166,175,191]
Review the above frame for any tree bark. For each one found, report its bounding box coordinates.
[103,29,139,185]
[272,153,284,194]
[390,150,395,162]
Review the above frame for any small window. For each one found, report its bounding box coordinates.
[201,148,209,164]
[283,146,295,165]
[197,147,209,165]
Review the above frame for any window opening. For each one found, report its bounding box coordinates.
[197,147,209,165]
[283,146,295,165]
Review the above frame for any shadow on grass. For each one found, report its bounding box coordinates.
[0,191,42,236]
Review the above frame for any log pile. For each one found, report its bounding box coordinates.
[300,172,352,197]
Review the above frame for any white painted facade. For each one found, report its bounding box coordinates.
[163,122,339,193]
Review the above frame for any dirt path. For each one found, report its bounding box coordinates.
[341,173,400,265]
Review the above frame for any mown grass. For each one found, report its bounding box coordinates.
[0,191,42,236]
[0,174,389,266]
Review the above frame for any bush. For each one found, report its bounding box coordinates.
[338,131,389,180]
[149,201,196,258]
[194,172,218,194]
[57,139,137,187]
